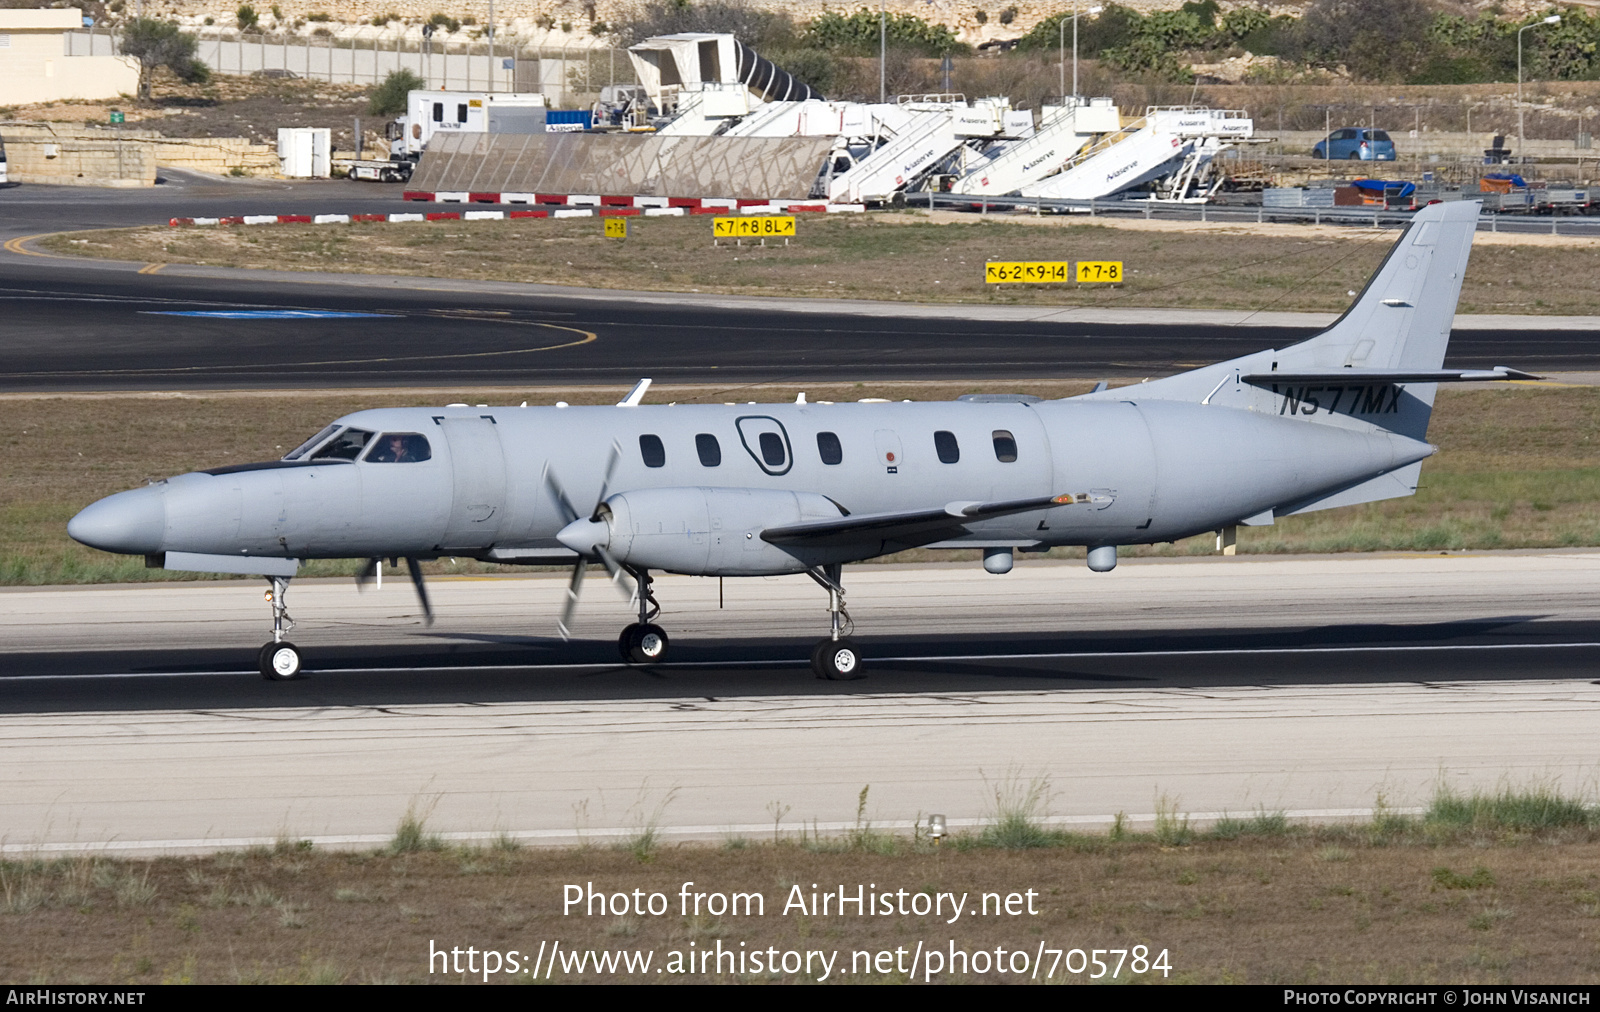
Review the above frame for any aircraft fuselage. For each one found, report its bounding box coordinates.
[71,397,1432,572]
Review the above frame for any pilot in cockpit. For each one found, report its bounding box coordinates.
[366,433,430,463]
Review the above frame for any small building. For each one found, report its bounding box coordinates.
[0,8,138,105]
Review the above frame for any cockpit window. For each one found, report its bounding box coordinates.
[283,423,340,460]
[311,428,374,460]
[364,433,432,463]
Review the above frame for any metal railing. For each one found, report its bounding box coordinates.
[911,189,1600,234]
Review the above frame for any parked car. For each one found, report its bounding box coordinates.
[1312,128,1397,161]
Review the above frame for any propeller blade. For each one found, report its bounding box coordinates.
[593,544,636,600]
[404,556,434,626]
[355,557,379,591]
[590,440,623,520]
[557,561,586,640]
[541,462,581,524]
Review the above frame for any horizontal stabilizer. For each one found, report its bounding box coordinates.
[1243,366,1540,386]
[762,494,1072,547]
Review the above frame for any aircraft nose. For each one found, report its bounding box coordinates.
[556,516,610,557]
[68,486,167,555]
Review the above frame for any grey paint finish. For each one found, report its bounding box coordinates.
[67,201,1481,585]
[71,396,1429,570]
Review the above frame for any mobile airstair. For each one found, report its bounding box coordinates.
[825,95,1008,204]
[949,97,1121,197]
[1017,106,1252,203]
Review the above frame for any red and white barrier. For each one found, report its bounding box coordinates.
[397,189,857,211]
[168,199,864,230]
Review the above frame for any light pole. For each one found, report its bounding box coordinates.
[1518,14,1561,165]
[879,1,886,103]
[1059,3,1104,103]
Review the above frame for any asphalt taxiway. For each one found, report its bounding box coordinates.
[3,177,1599,390]
[4,553,1599,852]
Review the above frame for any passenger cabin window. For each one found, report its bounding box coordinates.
[639,434,666,468]
[695,433,721,467]
[934,430,960,464]
[311,428,373,460]
[758,432,785,467]
[365,433,432,463]
[432,102,444,123]
[992,430,1018,463]
[457,103,469,123]
[816,431,843,465]
[283,423,340,460]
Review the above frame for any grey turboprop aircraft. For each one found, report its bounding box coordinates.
[69,199,1528,681]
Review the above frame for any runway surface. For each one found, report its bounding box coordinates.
[3,178,1598,389]
[4,553,1600,852]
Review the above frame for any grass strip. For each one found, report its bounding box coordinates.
[38,211,1600,316]
[2,785,1596,983]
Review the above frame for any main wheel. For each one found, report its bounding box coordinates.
[259,641,303,681]
[619,623,670,664]
[811,638,864,681]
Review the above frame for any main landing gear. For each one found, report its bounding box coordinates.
[258,575,303,681]
[618,566,669,664]
[807,564,862,680]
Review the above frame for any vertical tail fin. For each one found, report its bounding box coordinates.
[1087,200,1482,442]
[1279,199,1478,375]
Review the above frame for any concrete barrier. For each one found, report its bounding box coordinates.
[2,136,155,187]
[0,123,279,185]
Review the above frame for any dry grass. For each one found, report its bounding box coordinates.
[6,383,1600,585]
[3,806,1599,984]
[37,212,1600,316]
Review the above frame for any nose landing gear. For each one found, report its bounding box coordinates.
[258,575,303,681]
[618,567,669,664]
[808,564,862,680]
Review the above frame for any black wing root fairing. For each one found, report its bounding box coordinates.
[761,494,1074,548]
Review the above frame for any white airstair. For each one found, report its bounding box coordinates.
[724,99,875,139]
[1017,106,1252,203]
[950,97,1120,197]
[826,96,1005,204]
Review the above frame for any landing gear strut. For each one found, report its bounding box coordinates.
[808,563,862,680]
[258,575,303,681]
[618,566,669,664]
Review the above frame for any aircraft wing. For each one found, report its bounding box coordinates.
[1241,366,1540,386]
[761,494,1074,548]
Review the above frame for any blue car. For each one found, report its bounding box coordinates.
[1313,128,1397,161]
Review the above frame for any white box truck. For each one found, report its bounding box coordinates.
[350,90,550,183]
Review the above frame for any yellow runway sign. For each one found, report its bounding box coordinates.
[713,216,796,238]
[1076,261,1123,283]
[985,261,1071,284]
[603,217,628,238]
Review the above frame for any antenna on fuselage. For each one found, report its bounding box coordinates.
[618,378,653,406]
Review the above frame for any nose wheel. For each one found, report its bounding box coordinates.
[811,637,861,680]
[808,564,864,680]
[620,623,669,663]
[618,568,670,664]
[259,576,305,681]
[259,641,303,680]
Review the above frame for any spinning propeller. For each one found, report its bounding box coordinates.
[542,440,634,639]
[356,556,434,626]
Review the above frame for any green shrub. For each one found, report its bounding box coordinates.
[368,68,426,117]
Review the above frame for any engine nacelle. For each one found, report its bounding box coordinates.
[569,486,846,576]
